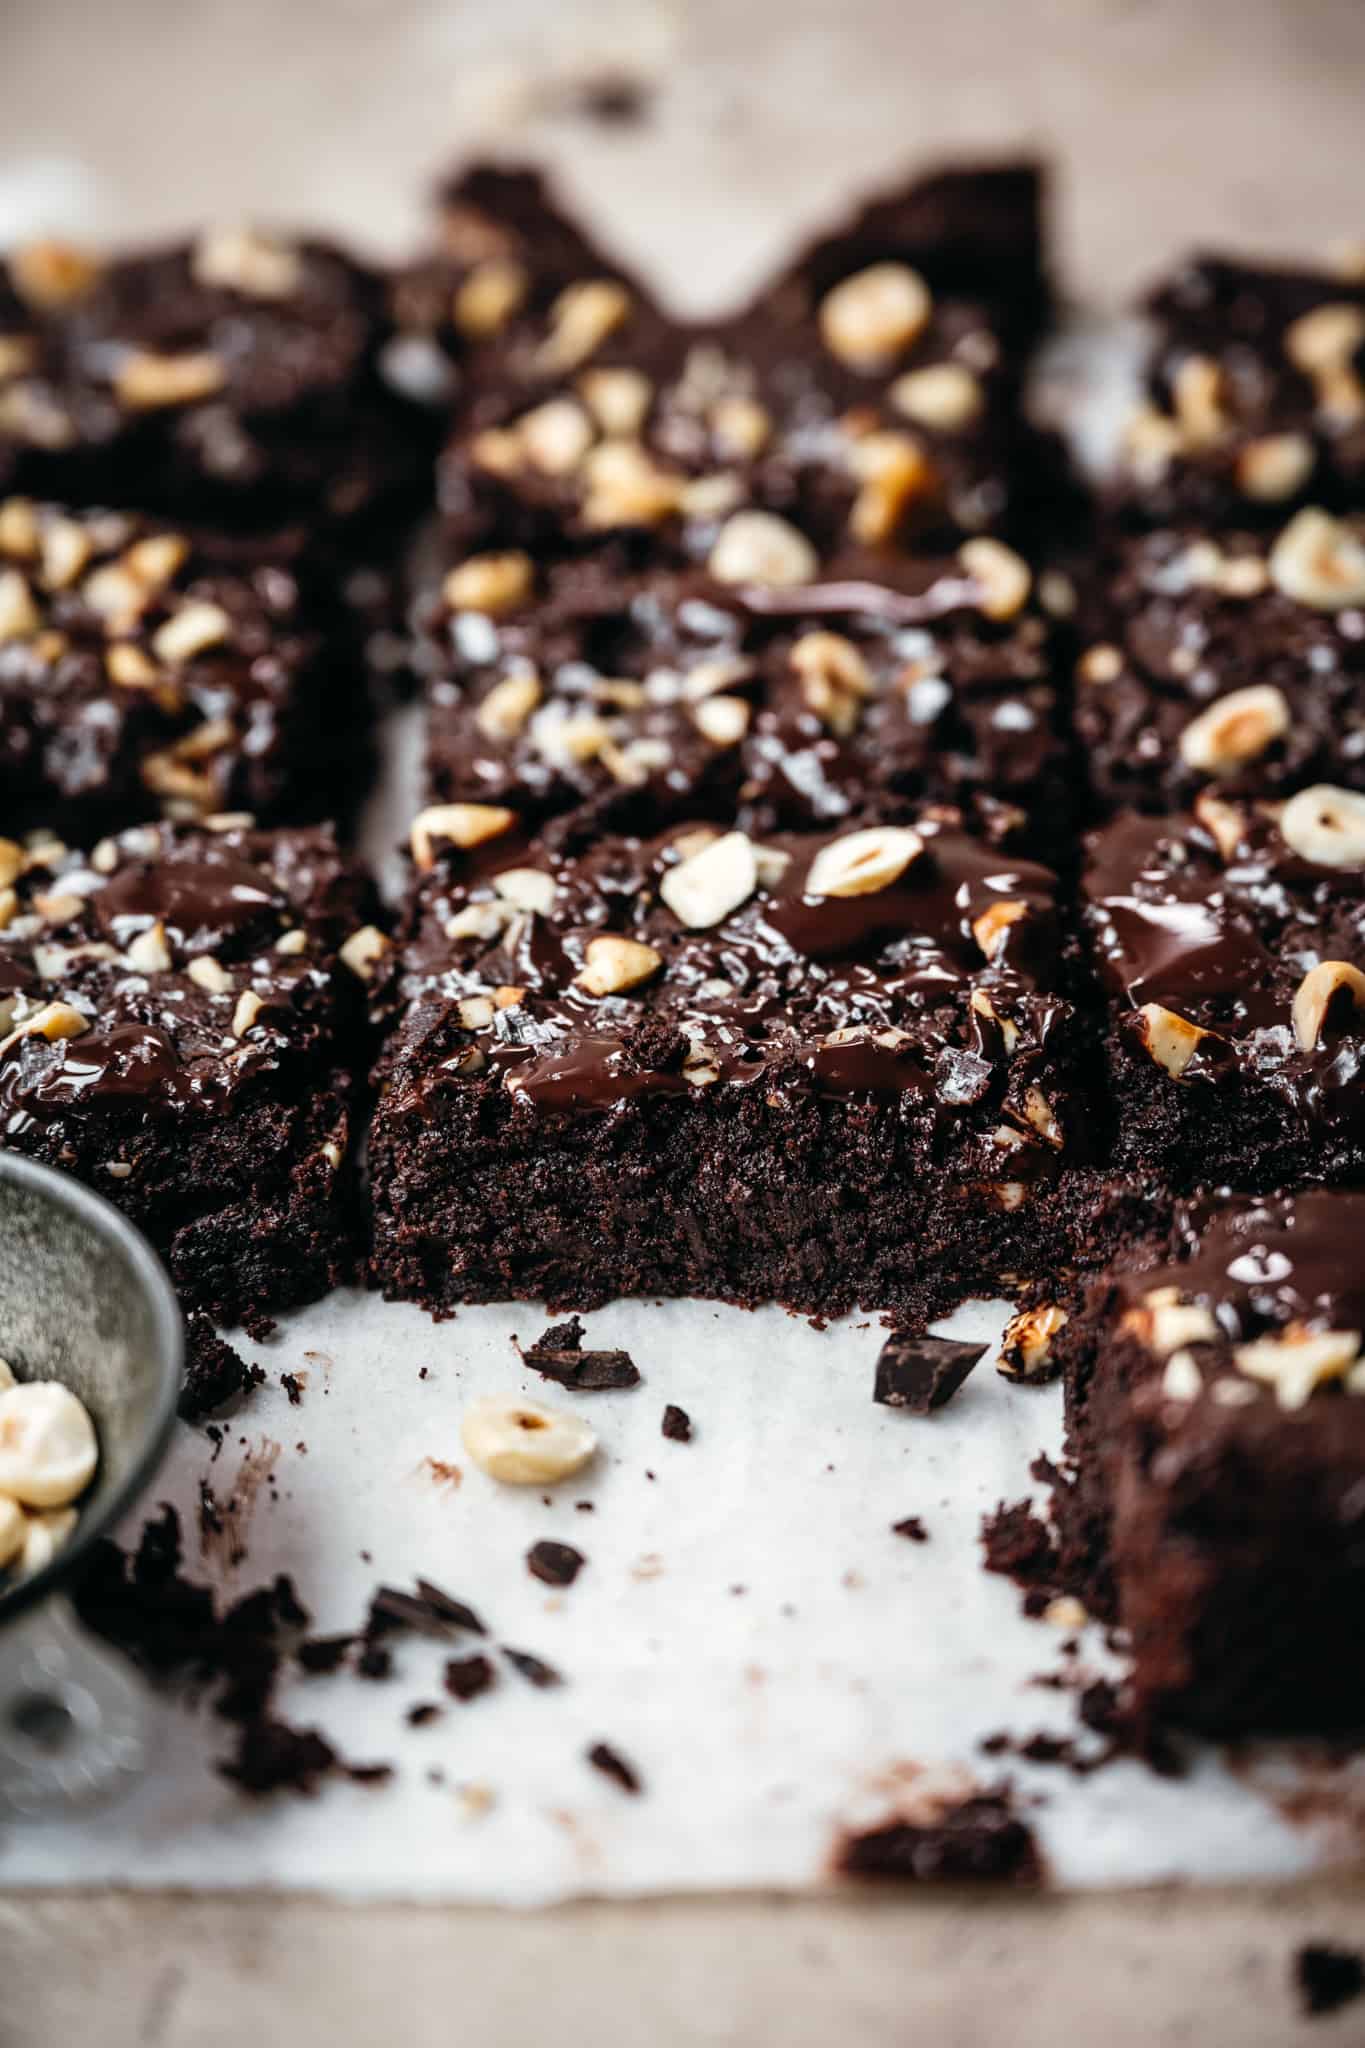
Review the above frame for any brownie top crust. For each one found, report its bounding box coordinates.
[0,816,371,1132]
[1111,1190,1365,1422]
[1076,514,1365,812]
[386,802,1083,1162]
[1117,253,1365,521]
[1081,791,1365,1135]
[419,544,1061,840]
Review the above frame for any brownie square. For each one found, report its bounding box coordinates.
[0,228,431,537]
[1076,515,1365,815]
[369,803,1095,1317]
[1115,253,1365,526]
[0,498,369,835]
[1052,1190,1365,1735]
[0,816,384,1328]
[1080,794,1365,1190]
[425,163,1051,572]
[417,544,1070,852]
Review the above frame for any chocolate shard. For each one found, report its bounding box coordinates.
[874,1332,986,1413]
[444,1653,495,1702]
[502,1647,563,1689]
[661,1404,692,1442]
[587,1741,642,1794]
[518,1316,641,1391]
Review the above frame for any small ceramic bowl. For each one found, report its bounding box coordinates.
[0,1153,182,1813]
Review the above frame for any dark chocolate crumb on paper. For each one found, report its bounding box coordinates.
[518,1316,640,1390]
[527,1540,586,1587]
[587,1741,642,1794]
[661,1404,692,1442]
[1295,1943,1365,2018]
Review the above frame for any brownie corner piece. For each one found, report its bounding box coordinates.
[1052,1189,1365,1735]
[0,815,384,1327]
[1080,790,1365,1191]
[369,802,1094,1319]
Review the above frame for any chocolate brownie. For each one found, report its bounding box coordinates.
[1052,1190,1365,1734]
[0,497,368,834]
[417,543,1070,850]
[0,228,431,537]
[368,802,1097,1317]
[1115,252,1365,526]
[0,816,384,1327]
[424,162,1051,571]
[1080,793,1365,1189]
[1075,515,1365,815]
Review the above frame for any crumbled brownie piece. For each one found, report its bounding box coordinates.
[0,815,376,1329]
[370,804,1095,1319]
[502,1647,562,1689]
[179,1314,263,1421]
[296,1633,356,1675]
[355,1643,393,1681]
[443,1652,495,1702]
[661,1403,692,1441]
[874,1331,986,1412]
[586,1740,642,1793]
[526,1539,586,1586]
[1052,1189,1365,1736]
[1295,1943,1365,2018]
[219,1717,339,1797]
[280,1372,304,1407]
[980,1499,1059,1589]
[836,1783,1042,1884]
[518,1315,640,1389]
[892,1515,929,1542]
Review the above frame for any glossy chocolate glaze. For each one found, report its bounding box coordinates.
[1077,527,1365,811]
[387,807,1083,1172]
[0,818,367,1132]
[421,556,1065,844]
[1131,1188,1365,1341]
[1082,804,1365,1135]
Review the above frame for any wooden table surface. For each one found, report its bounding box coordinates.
[3,2,1365,2039]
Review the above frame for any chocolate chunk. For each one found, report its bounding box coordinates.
[444,1653,495,1702]
[874,1332,986,1413]
[367,1581,484,1640]
[527,1540,586,1587]
[1295,1943,1365,2018]
[519,1317,640,1390]
[355,1643,393,1681]
[414,1579,487,1635]
[297,1634,356,1674]
[661,1404,692,1442]
[502,1647,563,1689]
[587,1741,642,1794]
[892,1516,929,1543]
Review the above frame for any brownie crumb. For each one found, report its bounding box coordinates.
[527,1540,586,1587]
[219,1717,338,1797]
[407,1702,442,1727]
[297,1632,355,1676]
[346,1761,395,1787]
[587,1741,642,1794]
[874,1333,986,1414]
[280,1372,304,1407]
[981,1499,1059,1589]
[836,1784,1042,1885]
[661,1404,692,1442]
[179,1314,265,1421]
[518,1317,640,1390]
[1295,1943,1365,2018]
[503,1647,563,1689]
[892,1516,930,1543]
[444,1653,495,1702]
[355,1643,393,1681]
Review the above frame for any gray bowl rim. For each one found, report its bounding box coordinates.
[0,1153,183,1627]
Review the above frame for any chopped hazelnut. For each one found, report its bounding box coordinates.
[410,803,517,868]
[575,934,663,996]
[151,601,231,667]
[1291,959,1365,1051]
[443,552,534,615]
[1278,782,1365,868]
[1236,432,1315,502]
[452,257,529,339]
[192,224,302,300]
[339,926,392,982]
[806,826,923,899]
[1135,1001,1214,1078]
[1269,507,1365,608]
[971,898,1028,961]
[475,668,542,740]
[9,240,102,309]
[1177,683,1290,774]
[535,279,632,374]
[659,829,757,928]
[818,262,931,368]
[959,537,1031,621]
[889,362,983,431]
[707,511,816,588]
[114,350,227,410]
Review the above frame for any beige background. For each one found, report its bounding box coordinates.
[3,1,1365,2040]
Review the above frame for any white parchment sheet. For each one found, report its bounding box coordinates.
[0,165,1362,1901]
